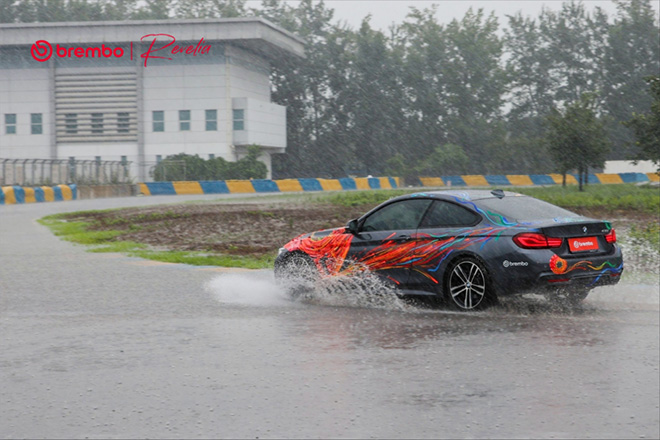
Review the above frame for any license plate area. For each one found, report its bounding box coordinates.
[568,236,599,253]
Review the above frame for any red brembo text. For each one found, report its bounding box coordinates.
[140,34,211,67]
[30,34,211,67]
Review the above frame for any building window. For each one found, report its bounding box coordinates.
[205,109,217,131]
[156,155,162,163]
[233,109,244,131]
[118,112,130,133]
[31,113,43,134]
[179,110,190,131]
[91,113,103,134]
[65,113,77,134]
[209,154,215,160]
[121,156,129,177]
[153,111,164,132]
[5,114,16,134]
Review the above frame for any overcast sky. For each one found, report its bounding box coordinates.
[276,0,660,30]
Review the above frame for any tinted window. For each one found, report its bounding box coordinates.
[477,196,579,221]
[420,201,480,228]
[362,199,432,231]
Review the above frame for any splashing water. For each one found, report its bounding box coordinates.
[205,272,291,307]
[206,270,413,311]
[297,272,412,311]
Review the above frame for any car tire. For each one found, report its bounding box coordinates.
[547,288,590,306]
[274,253,318,299]
[445,256,496,311]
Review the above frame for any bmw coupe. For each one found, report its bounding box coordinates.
[274,190,623,310]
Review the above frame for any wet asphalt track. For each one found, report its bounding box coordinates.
[1,195,659,439]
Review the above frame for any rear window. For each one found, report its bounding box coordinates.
[476,196,579,221]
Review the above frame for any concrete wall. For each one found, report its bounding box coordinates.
[232,97,286,150]
[77,184,135,199]
[0,68,51,159]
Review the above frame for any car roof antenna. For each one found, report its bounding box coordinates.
[491,189,505,199]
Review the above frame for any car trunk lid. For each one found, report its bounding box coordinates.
[540,221,615,257]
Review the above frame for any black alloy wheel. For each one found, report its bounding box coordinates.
[446,257,493,310]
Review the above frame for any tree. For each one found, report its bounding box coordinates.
[545,94,611,190]
[538,2,610,107]
[398,6,451,164]
[230,144,268,180]
[152,145,267,181]
[625,76,660,172]
[604,0,660,159]
[1,0,177,22]
[443,9,508,171]
[398,7,507,173]
[175,0,245,18]
[258,0,357,178]
[0,0,17,22]
[132,0,173,20]
[504,3,611,174]
[152,153,206,181]
[341,18,406,175]
[416,144,470,177]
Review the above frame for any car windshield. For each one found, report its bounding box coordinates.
[476,196,580,221]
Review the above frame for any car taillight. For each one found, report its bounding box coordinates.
[605,228,616,244]
[513,233,563,249]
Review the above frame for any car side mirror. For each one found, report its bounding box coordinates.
[346,219,360,235]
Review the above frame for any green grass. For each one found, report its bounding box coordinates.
[89,241,148,253]
[39,183,658,270]
[312,189,417,207]
[38,217,123,244]
[130,250,275,269]
[38,214,275,269]
[312,183,659,214]
[514,184,659,214]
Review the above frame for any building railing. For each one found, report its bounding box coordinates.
[0,158,132,186]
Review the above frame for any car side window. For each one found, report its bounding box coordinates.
[361,199,432,232]
[419,201,481,228]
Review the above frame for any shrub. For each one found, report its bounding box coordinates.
[152,145,267,181]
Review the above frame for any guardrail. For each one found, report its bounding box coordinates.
[0,158,131,186]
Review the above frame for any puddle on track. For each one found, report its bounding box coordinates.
[205,269,659,319]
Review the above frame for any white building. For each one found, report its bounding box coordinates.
[604,160,658,174]
[0,18,305,181]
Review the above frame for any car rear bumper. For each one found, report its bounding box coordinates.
[491,245,624,296]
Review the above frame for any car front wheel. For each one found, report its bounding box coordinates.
[274,252,318,299]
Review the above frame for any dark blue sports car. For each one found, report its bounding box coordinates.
[274,190,624,310]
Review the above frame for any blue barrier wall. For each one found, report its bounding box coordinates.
[3,173,657,204]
